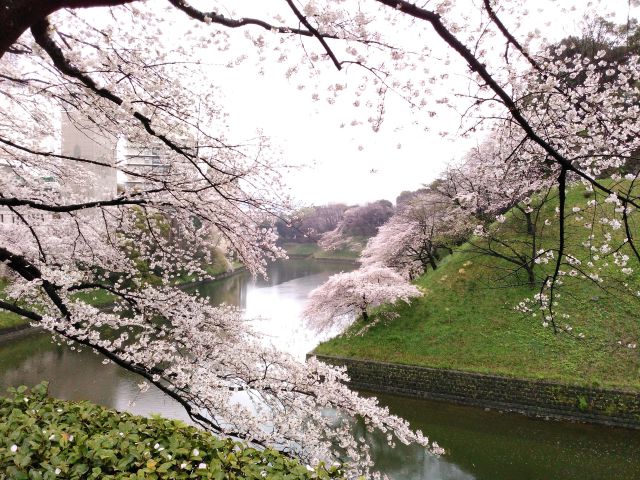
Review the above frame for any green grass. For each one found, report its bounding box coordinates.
[71,289,118,308]
[0,278,28,331]
[0,310,27,331]
[315,184,640,391]
[281,242,320,257]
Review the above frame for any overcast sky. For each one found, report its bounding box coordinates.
[110,0,636,207]
[202,0,635,208]
[221,64,470,207]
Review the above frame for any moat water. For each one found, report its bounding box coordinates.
[1,259,639,479]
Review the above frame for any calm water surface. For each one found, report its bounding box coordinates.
[1,259,639,479]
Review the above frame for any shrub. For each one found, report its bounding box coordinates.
[0,383,344,479]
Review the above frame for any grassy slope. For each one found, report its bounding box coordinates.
[0,309,26,330]
[315,185,640,391]
[0,278,27,330]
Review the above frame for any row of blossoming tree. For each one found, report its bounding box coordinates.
[1,0,639,476]
[319,14,640,339]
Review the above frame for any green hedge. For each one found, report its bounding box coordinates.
[0,383,344,479]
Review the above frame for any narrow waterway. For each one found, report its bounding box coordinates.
[1,259,639,479]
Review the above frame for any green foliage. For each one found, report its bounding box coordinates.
[0,309,27,331]
[0,383,344,480]
[315,184,640,391]
[70,289,118,308]
[0,278,28,330]
[172,248,231,285]
[577,395,589,411]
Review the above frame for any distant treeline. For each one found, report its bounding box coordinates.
[276,199,395,243]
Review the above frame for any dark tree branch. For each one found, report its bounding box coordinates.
[0,0,137,59]
[0,246,270,447]
[0,196,148,212]
[166,0,311,36]
[482,0,542,72]
[375,0,640,210]
[7,205,47,262]
[0,247,72,322]
[166,0,342,70]
[0,299,42,322]
[545,166,567,334]
[283,0,342,71]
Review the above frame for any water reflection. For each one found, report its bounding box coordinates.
[1,259,639,479]
[363,392,640,480]
[0,332,191,423]
[0,259,354,419]
[351,415,475,480]
[192,260,355,360]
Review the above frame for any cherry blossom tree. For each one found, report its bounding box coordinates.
[276,203,348,243]
[0,1,448,475]
[434,132,558,288]
[318,200,394,251]
[361,191,471,279]
[2,0,640,472]
[303,264,422,331]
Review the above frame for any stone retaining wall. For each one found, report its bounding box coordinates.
[312,354,640,429]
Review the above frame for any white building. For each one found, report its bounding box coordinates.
[60,115,117,202]
[0,163,19,226]
[122,141,170,192]
[1,116,117,227]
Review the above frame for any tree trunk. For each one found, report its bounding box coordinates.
[525,211,534,236]
[362,309,369,322]
[526,264,536,288]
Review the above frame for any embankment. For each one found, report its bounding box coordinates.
[312,354,640,429]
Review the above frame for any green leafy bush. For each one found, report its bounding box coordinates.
[0,383,343,479]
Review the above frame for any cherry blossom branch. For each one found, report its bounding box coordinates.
[0,196,149,212]
[0,246,70,317]
[375,0,640,211]
[30,18,239,185]
[166,0,312,36]
[0,246,267,445]
[7,205,47,262]
[0,300,42,322]
[482,0,542,72]
[0,135,118,170]
[51,327,251,442]
[166,0,344,71]
[283,0,342,71]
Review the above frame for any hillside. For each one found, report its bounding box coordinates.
[314,184,640,391]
